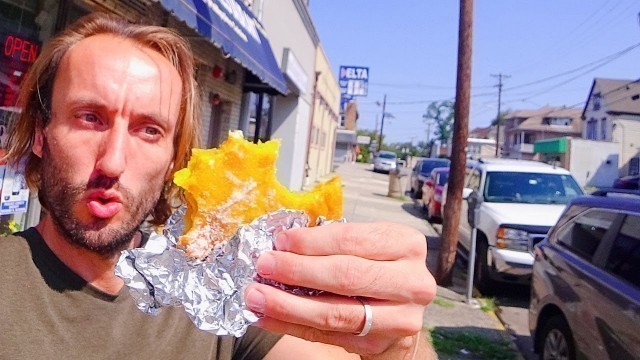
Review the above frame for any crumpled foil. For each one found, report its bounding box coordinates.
[115,207,342,337]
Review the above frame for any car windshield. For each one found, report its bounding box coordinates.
[437,172,449,186]
[484,172,583,204]
[378,153,396,159]
[421,160,450,174]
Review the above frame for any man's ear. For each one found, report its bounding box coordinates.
[32,128,44,158]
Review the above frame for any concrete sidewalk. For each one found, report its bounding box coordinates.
[326,163,521,360]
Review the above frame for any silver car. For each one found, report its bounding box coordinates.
[373,151,397,173]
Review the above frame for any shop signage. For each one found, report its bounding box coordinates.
[339,65,369,97]
[282,48,308,94]
[0,159,29,215]
[1,32,41,108]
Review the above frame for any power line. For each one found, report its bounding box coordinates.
[509,0,617,73]
[565,78,640,108]
[517,44,640,102]
[369,82,494,90]
[504,42,640,92]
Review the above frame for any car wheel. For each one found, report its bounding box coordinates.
[414,189,423,199]
[474,239,498,295]
[539,315,575,360]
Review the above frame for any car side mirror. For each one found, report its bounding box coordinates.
[462,188,473,199]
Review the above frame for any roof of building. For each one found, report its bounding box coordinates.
[469,126,492,139]
[504,107,582,134]
[582,78,640,118]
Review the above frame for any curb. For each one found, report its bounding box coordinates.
[486,308,525,360]
[431,225,525,360]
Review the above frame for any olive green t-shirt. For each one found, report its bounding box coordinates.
[0,228,283,360]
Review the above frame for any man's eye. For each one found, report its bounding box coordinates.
[144,127,160,136]
[79,113,99,123]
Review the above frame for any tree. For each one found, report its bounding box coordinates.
[491,109,511,126]
[356,129,380,163]
[424,100,455,144]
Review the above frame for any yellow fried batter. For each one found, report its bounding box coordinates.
[173,131,343,258]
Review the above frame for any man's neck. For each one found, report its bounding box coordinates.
[36,217,140,295]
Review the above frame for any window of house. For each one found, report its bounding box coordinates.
[600,118,607,140]
[605,215,640,289]
[586,118,597,140]
[593,93,601,111]
[524,133,534,144]
[543,117,572,126]
[556,209,616,261]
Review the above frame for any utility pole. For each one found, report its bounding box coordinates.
[378,94,387,151]
[374,114,379,139]
[437,0,473,286]
[491,73,509,157]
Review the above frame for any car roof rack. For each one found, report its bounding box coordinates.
[590,188,640,197]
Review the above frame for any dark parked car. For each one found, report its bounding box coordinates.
[529,189,640,360]
[410,158,450,198]
[613,175,639,190]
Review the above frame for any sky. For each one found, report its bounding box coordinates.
[309,0,640,145]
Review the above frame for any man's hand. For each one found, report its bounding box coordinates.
[244,222,436,358]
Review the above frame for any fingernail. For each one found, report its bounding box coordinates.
[245,288,265,313]
[274,233,289,251]
[256,253,275,276]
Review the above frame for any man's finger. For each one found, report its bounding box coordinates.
[256,252,434,303]
[244,283,425,337]
[275,222,427,261]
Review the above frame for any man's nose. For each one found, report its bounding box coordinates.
[95,123,128,178]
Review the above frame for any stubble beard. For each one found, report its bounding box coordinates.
[39,141,165,258]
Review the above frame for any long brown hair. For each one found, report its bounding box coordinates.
[4,12,201,225]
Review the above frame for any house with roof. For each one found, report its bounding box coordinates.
[501,107,583,160]
[582,78,640,176]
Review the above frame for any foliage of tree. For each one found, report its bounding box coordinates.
[491,109,511,126]
[424,100,455,144]
[355,129,381,163]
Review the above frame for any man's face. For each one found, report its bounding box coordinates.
[33,34,183,256]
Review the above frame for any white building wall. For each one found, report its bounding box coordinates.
[259,0,317,190]
[612,117,640,176]
[567,139,620,188]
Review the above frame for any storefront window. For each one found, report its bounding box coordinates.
[0,0,59,231]
[247,92,273,143]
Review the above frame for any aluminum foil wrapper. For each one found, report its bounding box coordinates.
[115,207,343,337]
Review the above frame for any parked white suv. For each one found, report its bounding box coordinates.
[460,158,583,293]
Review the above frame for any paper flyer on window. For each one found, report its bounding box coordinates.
[0,159,28,215]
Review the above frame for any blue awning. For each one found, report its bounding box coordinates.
[159,0,287,94]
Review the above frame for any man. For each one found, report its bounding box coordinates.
[1,13,436,359]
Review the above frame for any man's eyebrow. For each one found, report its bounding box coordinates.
[135,112,172,129]
[67,98,172,127]
[67,98,108,110]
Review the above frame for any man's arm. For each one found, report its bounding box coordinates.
[264,335,360,360]
[265,333,437,360]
